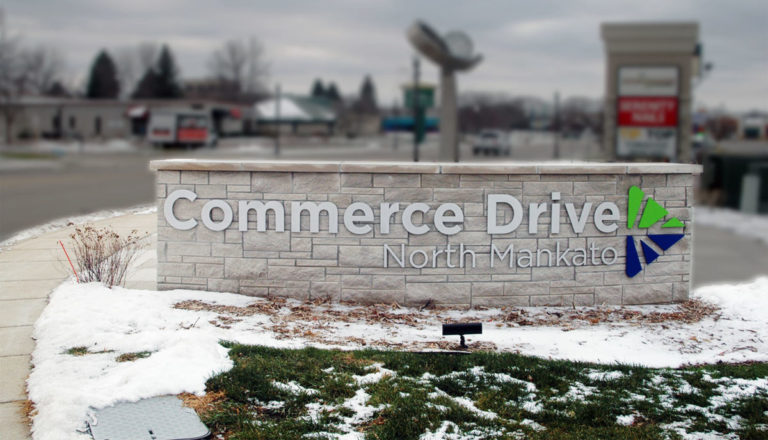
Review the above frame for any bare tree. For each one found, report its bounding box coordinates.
[209,39,247,89]
[207,37,268,97]
[21,45,64,94]
[113,46,137,98]
[0,9,67,142]
[136,41,159,73]
[113,42,159,98]
[243,37,268,94]
[0,8,25,143]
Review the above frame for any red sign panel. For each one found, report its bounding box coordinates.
[618,97,678,127]
[178,128,208,142]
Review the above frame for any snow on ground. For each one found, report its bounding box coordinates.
[0,205,156,250]
[28,277,768,439]
[695,206,768,246]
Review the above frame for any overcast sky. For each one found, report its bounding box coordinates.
[4,0,767,111]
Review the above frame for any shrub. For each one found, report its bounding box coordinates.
[69,225,147,287]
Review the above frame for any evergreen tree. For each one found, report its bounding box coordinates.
[131,69,159,99]
[357,75,378,114]
[326,82,341,102]
[86,50,119,99]
[154,45,182,98]
[311,78,325,98]
[45,81,70,98]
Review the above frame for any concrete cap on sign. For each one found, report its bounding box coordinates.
[150,160,702,175]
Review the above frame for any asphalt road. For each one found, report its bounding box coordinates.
[0,154,157,241]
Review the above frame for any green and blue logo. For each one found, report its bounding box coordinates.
[625,185,685,277]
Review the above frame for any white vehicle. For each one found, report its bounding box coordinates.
[473,130,511,156]
[147,110,217,148]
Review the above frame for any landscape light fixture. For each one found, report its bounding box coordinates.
[442,322,483,349]
[407,20,482,162]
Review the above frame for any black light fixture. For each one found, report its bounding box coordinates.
[442,322,482,349]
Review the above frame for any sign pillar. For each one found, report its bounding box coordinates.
[601,22,699,162]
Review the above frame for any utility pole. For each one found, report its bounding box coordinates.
[392,98,399,150]
[274,84,281,157]
[553,91,560,159]
[412,55,420,162]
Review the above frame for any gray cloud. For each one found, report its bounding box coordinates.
[5,0,767,111]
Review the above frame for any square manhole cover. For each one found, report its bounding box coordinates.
[88,395,209,440]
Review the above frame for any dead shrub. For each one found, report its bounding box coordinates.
[69,225,147,287]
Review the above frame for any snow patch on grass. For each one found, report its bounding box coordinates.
[586,369,624,381]
[272,380,319,396]
[27,277,768,439]
[430,388,498,420]
[353,363,396,385]
[616,414,636,425]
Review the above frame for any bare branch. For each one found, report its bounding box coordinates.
[207,37,268,95]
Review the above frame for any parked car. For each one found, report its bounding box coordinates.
[473,130,511,156]
[147,110,217,148]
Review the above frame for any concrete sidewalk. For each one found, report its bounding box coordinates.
[0,213,156,439]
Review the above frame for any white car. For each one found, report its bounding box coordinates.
[473,130,511,156]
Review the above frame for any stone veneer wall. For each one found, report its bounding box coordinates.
[151,160,700,307]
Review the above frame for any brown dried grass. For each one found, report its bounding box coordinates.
[68,225,148,287]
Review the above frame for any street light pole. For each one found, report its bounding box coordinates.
[274,84,281,157]
[553,91,560,160]
[412,55,420,162]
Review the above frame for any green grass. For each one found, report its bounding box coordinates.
[64,346,89,356]
[0,151,57,160]
[115,351,152,362]
[63,346,113,356]
[200,344,768,440]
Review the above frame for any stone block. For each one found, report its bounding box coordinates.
[473,295,529,307]
[574,182,617,195]
[181,171,208,184]
[294,173,340,193]
[384,187,433,202]
[251,172,292,193]
[472,282,503,296]
[225,258,267,280]
[342,275,371,288]
[158,262,195,277]
[623,283,674,305]
[244,231,291,251]
[372,275,405,290]
[503,281,549,296]
[530,295,571,306]
[339,245,383,267]
[523,181,573,195]
[196,263,224,278]
[405,282,470,305]
[342,289,404,304]
[157,170,180,183]
[210,171,250,185]
[373,173,420,187]
[341,173,373,188]
[595,285,622,305]
[422,174,460,188]
[167,242,210,257]
[311,281,341,299]
[269,266,324,280]
[196,184,227,199]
